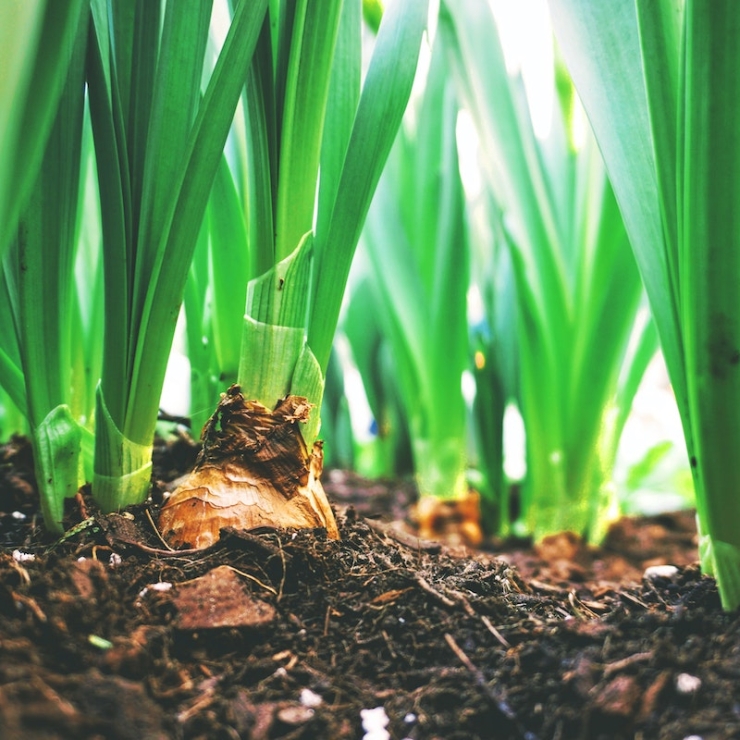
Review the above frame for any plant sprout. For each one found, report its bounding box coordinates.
[550,0,740,609]
[158,0,430,548]
[87,0,269,514]
[0,17,90,532]
[0,0,87,255]
[440,0,658,541]
[359,37,471,511]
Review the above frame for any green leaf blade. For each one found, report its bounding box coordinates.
[309,0,429,371]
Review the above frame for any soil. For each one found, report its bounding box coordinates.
[1,433,739,740]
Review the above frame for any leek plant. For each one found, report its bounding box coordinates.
[184,135,254,437]
[550,0,740,609]
[318,348,356,470]
[339,279,414,478]
[0,0,87,255]
[158,0,429,548]
[359,39,471,505]
[182,214,221,438]
[440,0,658,541]
[0,390,26,443]
[86,0,269,514]
[467,194,519,534]
[0,17,92,533]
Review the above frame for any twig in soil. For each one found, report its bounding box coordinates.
[324,604,332,636]
[145,508,175,551]
[364,517,442,553]
[226,565,277,596]
[74,491,89,520]
[177,678,220,724]
[277,539,287,602]
[382,629,398,659]
[568,590,599,618]
[220,527,293,561]
[110,537,218,558]
[444,632,482,676]
[602,651,653,677]
[480,615,511,649]
[439,585,479,618]
[444,633,539,740]
[414,574,457,608]
[620,591,650,609]
[31,675,77,719]
[9,559,31,585]
[13,593,47,622]
[529,579,566,594]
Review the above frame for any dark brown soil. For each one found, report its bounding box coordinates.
[1,434,739,740]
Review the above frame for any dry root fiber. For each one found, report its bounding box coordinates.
[159,386,339,549]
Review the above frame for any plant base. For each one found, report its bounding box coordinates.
[158,386,339,549]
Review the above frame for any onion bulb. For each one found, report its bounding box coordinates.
[158,386,339,549]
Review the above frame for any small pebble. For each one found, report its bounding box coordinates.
[676,673,701,694]
[643,564,679,582]
[277,705,314,725]
[300,688,323,708]
[12,550,35,563]
[361,706,390,740]
[109,553,122,568]
[138,582,172,598]
[150,581,173,592]
[11,511,26,520]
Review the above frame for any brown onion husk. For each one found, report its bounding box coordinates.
[158,385,339,549]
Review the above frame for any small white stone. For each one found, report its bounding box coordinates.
[150,581,173,592]
[643,564,679,581]
[138,582,172,598]
[277,705,314,725]
[12,550,35,563]
[682,736,703,740]
[676,673,701,694]
[361,706,390,740]
[108,553,122,568]
[300,688,323,708]
[403,712,417,724]
[77,556,87,562]
[11,511,26,520]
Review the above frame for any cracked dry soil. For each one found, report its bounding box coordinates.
[1,434,739,740]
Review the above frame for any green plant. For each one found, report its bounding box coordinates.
[467,194,519,534]
[0,16,92,532]
[0,0,87,255]
[338,276,414,479]
[359,36,471,505]
[86,0,269,514]
[440,0,658,541]
[550,0,740,609]
[318,346,357,471]
[158,0,430,548]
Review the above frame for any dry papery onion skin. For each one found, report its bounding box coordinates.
[158,386,340,549]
